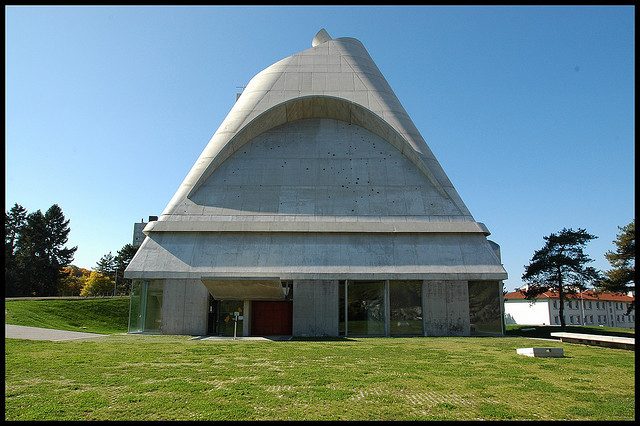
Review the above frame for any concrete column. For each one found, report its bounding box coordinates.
[384,280,390,337]
[423,280,469,336]
[161,279,208,335]
[243,300,251,336]
[293,280,339,337]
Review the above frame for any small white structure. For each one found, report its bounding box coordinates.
[504,290,635,329]
[516,347,564,358]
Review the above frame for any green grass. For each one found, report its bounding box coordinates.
[4,335,635,421]
[506,324,635,339]
[4,297,130,334]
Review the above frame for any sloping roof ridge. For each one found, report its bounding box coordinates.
[505,289,634,302]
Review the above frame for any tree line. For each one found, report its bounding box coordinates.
[521,220,635,328]
[5,203,138,297]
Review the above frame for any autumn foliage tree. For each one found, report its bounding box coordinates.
[59,265,92,296]
[80,271,114,297]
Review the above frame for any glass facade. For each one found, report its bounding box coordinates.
[216,300,244,337]
[389,280,423,335]
[128,280,164,333]
[128,280,144,332]
[347,280,385,336]
[468,281,502,336]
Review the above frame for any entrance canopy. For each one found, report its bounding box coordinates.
[202,277,285,300]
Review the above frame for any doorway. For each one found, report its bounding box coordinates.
[251,301,292,336]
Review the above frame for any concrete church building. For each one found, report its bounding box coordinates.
[125,29,508,338]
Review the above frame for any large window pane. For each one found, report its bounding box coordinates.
[144,280,164,332]
[128,280,144,333]
[216,300,244,337]
[468,281,502,336]
[390,280,423,335]
[347,281,385,336]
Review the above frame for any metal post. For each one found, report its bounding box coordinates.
[233,319,237,340]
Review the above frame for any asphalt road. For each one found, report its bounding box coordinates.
[5,324,107,341]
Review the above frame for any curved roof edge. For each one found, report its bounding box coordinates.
[160,33,473,220]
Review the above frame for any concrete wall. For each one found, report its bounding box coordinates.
[503,300,551,326]
[161,279,209,335]
[292,280,339,336]
[422,281,470,336]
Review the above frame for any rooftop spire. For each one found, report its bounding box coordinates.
[312,28,332,47]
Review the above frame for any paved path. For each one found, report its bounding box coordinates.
[5,324,107,341]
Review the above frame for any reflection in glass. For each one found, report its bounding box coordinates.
[390,281,423,335]
[468,281,502,335]
[347,281,385,335]
[216,300,244,337]
[128,280,143,333]
[144,280,164,332]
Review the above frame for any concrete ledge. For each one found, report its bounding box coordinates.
[550,332,635,350]
[144,220,490,234]
[516,347,564,358]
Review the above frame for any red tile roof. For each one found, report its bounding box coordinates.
[504,289,634,302]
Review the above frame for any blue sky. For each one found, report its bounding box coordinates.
[5,6,635,291]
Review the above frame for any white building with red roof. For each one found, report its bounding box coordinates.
[504,289,635,328]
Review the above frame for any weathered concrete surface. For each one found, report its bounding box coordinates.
[125,31,508,284]
[161,279,208,335]
[422,281,470,336]
[5,324,107,341]
[126,232,506,281]
[550,332,635,350]
[293,280,339,336]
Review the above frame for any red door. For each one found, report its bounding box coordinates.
[251,301,293,336]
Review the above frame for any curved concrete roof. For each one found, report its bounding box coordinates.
[125,30,508,281]
[160,31,471,220]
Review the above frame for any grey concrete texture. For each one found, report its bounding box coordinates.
[160,279,209,335]
[5,324,107,341]
[292,280,339,336]
[125,232,506,280]
[125,30,508,283]
[158,33,464,217]
[422,281,470,336]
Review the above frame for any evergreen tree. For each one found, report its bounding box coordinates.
[5,203,28,296]
[11,204,77,296]
[598,220,635,313]
[114,243,139,295]
[95,252,117,279]
[522,228,601,328]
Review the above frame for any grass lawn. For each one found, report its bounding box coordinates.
[4,297,130,334]
[4,335,635,421]
[506,324,635,339]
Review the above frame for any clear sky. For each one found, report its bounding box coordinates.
[5,6,635,291]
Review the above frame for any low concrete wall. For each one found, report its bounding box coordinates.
[161,279,209,335]
[423,281,470,336]
[293,280,339,336]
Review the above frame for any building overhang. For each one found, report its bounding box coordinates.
[201,277,285,300]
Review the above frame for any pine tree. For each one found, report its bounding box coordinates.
[5,204,28,296]
[95,252,117,279]
[598,220,635,314]
[521,228,601,328]
[114,243,139,295]
[11,204,77,296]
